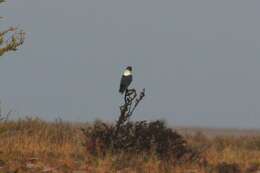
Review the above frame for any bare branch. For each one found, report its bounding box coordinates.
[0,27,25,56]
[115,88,145,134]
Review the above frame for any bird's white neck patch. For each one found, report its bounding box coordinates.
[123,69,132,76]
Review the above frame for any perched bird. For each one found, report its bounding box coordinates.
[119,66,133,94]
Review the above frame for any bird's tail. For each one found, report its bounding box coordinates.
[119,89,124,94]
[119,85,125,94]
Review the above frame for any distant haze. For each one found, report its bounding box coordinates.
[0,0,260,128]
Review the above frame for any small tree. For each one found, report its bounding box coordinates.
[0,0,25,56]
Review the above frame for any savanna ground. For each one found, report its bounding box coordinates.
[0,118,260,173]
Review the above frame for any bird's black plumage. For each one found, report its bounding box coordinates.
[119,66,132,94]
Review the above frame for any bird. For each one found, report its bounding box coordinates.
[119,66,133,94]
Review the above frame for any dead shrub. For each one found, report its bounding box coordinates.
[82,88,200,163]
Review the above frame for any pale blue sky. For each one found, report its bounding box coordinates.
[1,0,260,128]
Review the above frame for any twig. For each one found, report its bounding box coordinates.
[115,88,145,135]
[0,27,25,56]
[127,88,145,117]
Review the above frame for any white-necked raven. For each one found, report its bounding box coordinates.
[119,66,132,94]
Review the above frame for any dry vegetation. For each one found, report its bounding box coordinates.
[0,117,260,173]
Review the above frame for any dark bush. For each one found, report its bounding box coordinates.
[81,88,199,163]
[215,162,241,173]
[82,120,199,162]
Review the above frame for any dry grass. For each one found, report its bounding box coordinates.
[0,118,86,172]
[0,118,260,173]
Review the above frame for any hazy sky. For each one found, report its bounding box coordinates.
[1,0,260,128]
